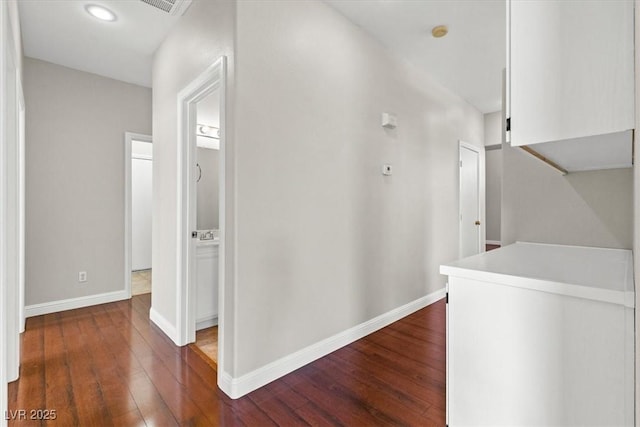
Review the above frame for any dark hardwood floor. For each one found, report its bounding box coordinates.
[8,294,446,426]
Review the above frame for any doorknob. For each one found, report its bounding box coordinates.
[475,220,481,225]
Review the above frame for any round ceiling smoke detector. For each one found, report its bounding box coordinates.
[85,4,117,22]
[432,25,448,38]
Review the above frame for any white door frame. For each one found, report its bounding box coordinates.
[17,73,25,334]
[458,141,486,257]
[0,2,7,417]
[176,58,226,370]
[124,132,152,298]
[1,3,24,408]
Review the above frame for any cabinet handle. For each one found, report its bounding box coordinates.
[475,221,481,226]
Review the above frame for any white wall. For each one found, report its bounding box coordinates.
[232,0,483,376]
[502,143,632,249]
[24,58,151,307]
[484,111,502,243]
[484,111,502,147]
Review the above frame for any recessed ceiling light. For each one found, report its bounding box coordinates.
[85,4,117,22]
[432,25,448,38]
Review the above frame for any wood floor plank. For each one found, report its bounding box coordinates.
[223,397,276,426]
[308,358,429,426]
[8,316,46,426]
[9,295,447,426]
[127,370,180,426]
[42,315,79,426]
[191,326,218,367]
[329,344,446,411]
[282,367,395,426]
[318,353,434,421]
[346,339,446,390]
[294,401,345,427]
[110,408,146,426]
[246,395,310,426]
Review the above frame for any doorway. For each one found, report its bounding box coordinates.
[125,132,153,297]
[190,87,221,365]
[176,57,226,379]
[459,141,485,258]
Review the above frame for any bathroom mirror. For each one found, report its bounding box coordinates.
[195,88,220,231]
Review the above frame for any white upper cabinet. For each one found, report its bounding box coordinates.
[508,0,634,172]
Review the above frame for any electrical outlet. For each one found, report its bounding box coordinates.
[78,271,87,283]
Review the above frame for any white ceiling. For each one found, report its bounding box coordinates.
[18,0,505,112]
[324,0,506,113]
[18,0,186,88]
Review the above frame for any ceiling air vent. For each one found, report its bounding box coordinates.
[140,0,192,16]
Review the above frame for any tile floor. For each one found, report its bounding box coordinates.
[191,326,218,367]
[131,269,151,295]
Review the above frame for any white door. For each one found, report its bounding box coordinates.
[131,141,152,271]
[459,144,480,258]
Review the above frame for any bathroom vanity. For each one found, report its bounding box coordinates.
[195,231,219,330]
[440,242,634,426]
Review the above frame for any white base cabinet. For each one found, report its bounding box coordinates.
[195,241,219,330]
[441,243,634,426]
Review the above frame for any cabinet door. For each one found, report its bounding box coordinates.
[509,0,634,147]
[196,245,219,325]
[447,276,633,425]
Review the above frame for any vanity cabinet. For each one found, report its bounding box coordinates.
[508,0,634,171]
[196,241,219,330]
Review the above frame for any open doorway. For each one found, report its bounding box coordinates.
[125,132,153,298]
[176,57,226,377]
[190,88,221,365]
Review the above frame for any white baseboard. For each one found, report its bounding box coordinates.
[486,240,501,246]
[218,288,446,399]
[196,316,218,331]
[150,307,178,344]
[25,290,129,318]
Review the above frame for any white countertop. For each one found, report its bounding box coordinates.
[196,238,220,247]
[440,242,634,307]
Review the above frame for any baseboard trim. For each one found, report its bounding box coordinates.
[486,240,501,246]
[150,307,179,345]
[218,288,446,399]
[25,290,129,318]
[196,316,218,331]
